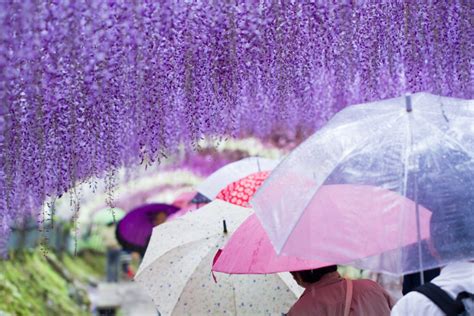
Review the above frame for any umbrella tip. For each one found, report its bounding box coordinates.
[223,220,228,234]
[405,94,412,112]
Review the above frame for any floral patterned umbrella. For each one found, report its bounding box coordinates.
[135,200,302,315]
[196,157,278,200]
[216,171,270,207]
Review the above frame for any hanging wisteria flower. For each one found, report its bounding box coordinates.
[0,1,472,251]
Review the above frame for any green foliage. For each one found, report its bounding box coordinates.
[0,250,104,316]
[76,232,106,253]
[338,265,373,280]
[62,251,105,283]
[79,250,106,277]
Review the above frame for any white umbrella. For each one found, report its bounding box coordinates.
[196,157,279,200]
[135,200,302,316]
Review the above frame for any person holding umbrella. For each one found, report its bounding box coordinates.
[287,265,393,316]
[116,203,179,257]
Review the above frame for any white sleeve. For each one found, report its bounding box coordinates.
[391,292,444,316]
[391,295,409,316]
[390,298,410,316]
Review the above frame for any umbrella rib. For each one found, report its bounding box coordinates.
[253,111,398,202]
[277,111,406,254]
[313,111,398,145]
[418,116,474,160]
[136,233,218,275]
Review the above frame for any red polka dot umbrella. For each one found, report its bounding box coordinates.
[216,171,270,207]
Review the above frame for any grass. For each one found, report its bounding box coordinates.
[0,249,105,316]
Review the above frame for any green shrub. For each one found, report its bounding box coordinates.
[0,250,98,316]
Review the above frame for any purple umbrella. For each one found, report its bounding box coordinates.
[116,203,179,254]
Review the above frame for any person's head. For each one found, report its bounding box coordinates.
[152,211,168,226]
[290,265,338,288]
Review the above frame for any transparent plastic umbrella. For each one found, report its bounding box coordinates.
[251,92,474,276]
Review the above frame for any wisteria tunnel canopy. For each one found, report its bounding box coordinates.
[0,1,472,247]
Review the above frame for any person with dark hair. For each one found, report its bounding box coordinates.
[391,202,474,315]
[287,265,393,316]
[402,267,441,294]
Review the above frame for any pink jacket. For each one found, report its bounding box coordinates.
[287,272,393,316]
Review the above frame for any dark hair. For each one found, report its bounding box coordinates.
[291,265,338,284]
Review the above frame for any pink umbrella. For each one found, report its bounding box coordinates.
[215,184,432,274]
[213,171,329,274]
[172,191,199,209]
[212,213,331,274]
[168,190,209,221]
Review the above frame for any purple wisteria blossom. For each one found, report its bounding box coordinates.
[0,1,472,247]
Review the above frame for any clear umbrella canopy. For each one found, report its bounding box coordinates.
[252,92,474,275]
